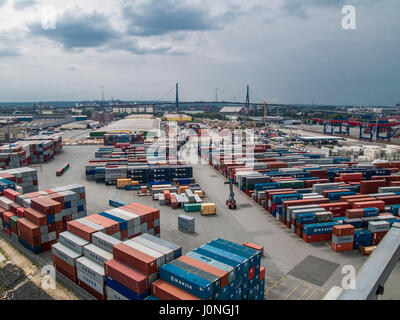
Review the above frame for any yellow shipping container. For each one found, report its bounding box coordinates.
[179,186,189,193]
[201,203,216,216]
[117,179,132,188]
[194,190,205,198]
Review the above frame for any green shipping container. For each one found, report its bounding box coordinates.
[279,180,305,189]
[90,131,106,137]
[9,215,20,229]
[184,203,202,212]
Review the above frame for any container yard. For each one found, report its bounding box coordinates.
[0,116,399,303]
[0,0,399,310]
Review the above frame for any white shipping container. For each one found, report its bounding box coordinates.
[59,231,89,255]
[52,243,81,267]
[77,270,104,295]
[76,256,105,285]
[83,244,113,266]
[105,285,129,301]
[92,232,121,253]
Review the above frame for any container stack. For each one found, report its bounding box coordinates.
[332,225,354,252]
[0,168,38,194]
[67,203,160,241]
[0,184,87,253]
[52,231,89,283]
[178,215,195,233]
[0,144,30,169]
[353,230,373,249]
[105,166,128,185]
[76,241,113,300]
[104,234,181,300]
[155,238,265,300]
[368,221,390,245]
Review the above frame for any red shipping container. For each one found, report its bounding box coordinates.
[318,202,349,216]
[373,231,387,241]
[53,255,76,278]
[345,209,364,219]
[104,259,148,294]
[113,243,157,275]
[24,208,47,226]
[85,214,120,235]
[154,226,160,235]
[352,200,385,212]
[303,233,332,243]
[3,189,20,202]
[243,242,264,256]
[17,218,40,237]
[78,280,105,300]
[41,239,57,252]
[151,279,200,300]
[16,207,24,218]
[360,180,386,194]
[248,266,255,280]
[323,189,351,197]
[130,203,160,220]
[54,259,78,283]
[3,211,16,224]
[282,197,329,213]
[339,173,363,183]
[375,195,400,206]
[67,220,97,242]
[177,255,229,289]
[308,169,328,179]
[340,194,368,202]
[260,266,265,281]
[346,197,376,206]
[333,225,355,236]
[332,242,354,252]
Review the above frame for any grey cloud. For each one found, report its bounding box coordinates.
[282,0,348,18]
[123,0,240,36]
[108,38,188,55]
[14,0,36,10]
[0,47,21,57]
[29,8,120,49]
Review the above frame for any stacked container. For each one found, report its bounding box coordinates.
[178,215,195,233]
[332,225,354,252]
[156,238,265,300]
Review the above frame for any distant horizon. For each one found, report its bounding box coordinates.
[0,100,397,109]
[0,1,399,105]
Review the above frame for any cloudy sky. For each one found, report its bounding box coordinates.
[0,0,398,105]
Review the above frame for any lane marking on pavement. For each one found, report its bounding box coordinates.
[265,275,285,295]
[305,287,319,300]
[284,283,302,300]
[298,283,313,300]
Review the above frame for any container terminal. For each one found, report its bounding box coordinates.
[0,101,400,301]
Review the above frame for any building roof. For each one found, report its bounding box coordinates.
[220,106,243,113]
